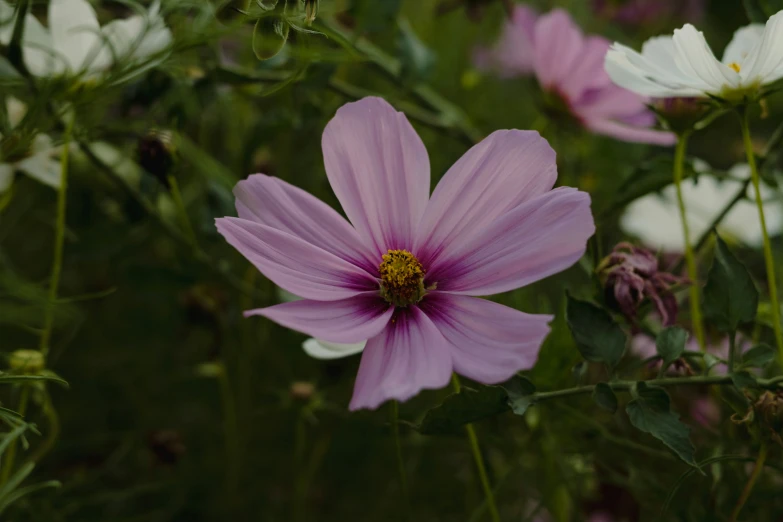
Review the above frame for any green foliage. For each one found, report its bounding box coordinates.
[740,344,776,369]
[656,326,688,369]
[418,385,508,434]
[703,235,759,333]
[626,382,697,467]
[253,16,291,60]
[566,294,626,369]
[592,383,618,414]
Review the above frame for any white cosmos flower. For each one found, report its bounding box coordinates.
[605,10,783,99]
[0,98,62,193]
[276,287,368,360]
[9,0,172,80]
[622,162,783,250]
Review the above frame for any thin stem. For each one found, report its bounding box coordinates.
[728,331,737,373]
[452,375,500,522]
[730,444,768,522]
[217,363,239,502]
[390,400,410,519]
[739,107,783,360]
[0,386,30,485]
[39,113,74,357]
[673,132,706,352]
[28,390,59,464]
[167,175,197,250]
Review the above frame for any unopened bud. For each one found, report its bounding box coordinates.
[757,391,783,445]
[652,97,710,133]
[137,130,176,188]
[304,0,318,25]
[8,349,45,373]
[290,381,315,400]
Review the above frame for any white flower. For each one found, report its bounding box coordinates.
[605,10,783,99]
[621,163,783,250]
[0,98,62,193]
[276,287,367,360]
[9,0,172,79]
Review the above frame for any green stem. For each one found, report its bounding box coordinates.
[39,113,74,357]
[0,386,30,485]
[167,175,197,250]
[673,132,706,352]
[217,363,239,502]
[390,400,410,520]
[28,390,59,464]
[452,375,500,522]
[739,107,783,361]
[730,444,768,522]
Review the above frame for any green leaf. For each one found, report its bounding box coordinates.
[743,0,771,21]
[0,373,69,388]
[703,235,759,332]
[731,371,759,390]
[252,16,290,60]
[656,327,688,368]
[592,383,618,413]
[418,386,508,435]
[397,19,435,85]
[349,0,402,33]
[502,376,537,416]
[740,343,776,369]
[626,382,697,467]
[566,294,626,368]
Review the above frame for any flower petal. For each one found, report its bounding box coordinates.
[474,5,538,76]
[533,9,584,90]
[215,217,377,301]
[234,174,376,273]
[49,0,108,73]
[246,294,392,344]
[583,118,677,146]
[322,97,430,255]
[429,187,594,295]
[420,293,551,383]
[17,152,61,188]
[742,11,783,84]
[349,306,452,411]
[303,338,366,360]
[102,2,171,62]
[672,24,739,92]
[722,23,764,67]
[605,45,701,97]
[559,36,613,100]
[414,130,556,268]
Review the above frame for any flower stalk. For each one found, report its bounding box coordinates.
[452,375,500,522]
[738,106,783,361]
[390,401,411,520]
[673,131,706,352]
[729,443,768,522]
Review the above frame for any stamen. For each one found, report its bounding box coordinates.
[379,249,426,307]
[729,62,741,73]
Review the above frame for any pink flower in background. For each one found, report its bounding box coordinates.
[474,7,675,146]
[217,97,595,410]
[592,0,705,28]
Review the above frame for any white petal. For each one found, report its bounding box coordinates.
[49,0,109,73]
[0,164,13,193]
[672,24,739,92]
[6,97,26,128]
[17,149,61,189]
[604,43,702,98]
[0,0,14,45]
[722,24,764,67]
[743,10,783,84]
[302,338,366,360]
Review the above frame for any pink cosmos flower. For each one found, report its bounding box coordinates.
[216,97,595,410]
[474,7,676,146]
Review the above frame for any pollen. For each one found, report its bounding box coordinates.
[729,62,741,73]
[379,249,426,307]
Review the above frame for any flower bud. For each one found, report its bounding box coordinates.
[137,130,176,188]
[652,97,711,134]
[304,0,318,25]
[290,381,316,400]
[597,242,686,326]
[8,349,45,373]
[756,391,783,445]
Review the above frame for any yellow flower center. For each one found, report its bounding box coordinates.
[729,62,741,73]
[379,249,426,307]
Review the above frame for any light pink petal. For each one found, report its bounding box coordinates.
[216,217,377,301]
[559,36,613,100]
[533,9,584,90]
[429,187,595,296]
[234,174,377,273]
[573,84,649,120]
[584,118,677,146]
[349,307,452,411]
[420,293,552,383]
[414,130,556,268]
[474,5,538,76]
[322,97,430,256]
[245,295,392,344]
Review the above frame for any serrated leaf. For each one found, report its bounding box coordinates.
[566,294,626,368]
[418,386,508,435]
[703,235,758,332]
[252,16,290,60]
[731,371,758,390]
[656,326,688,368]
[740,343,775,369]
[593,383,618,413]
[626,382,697,467]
